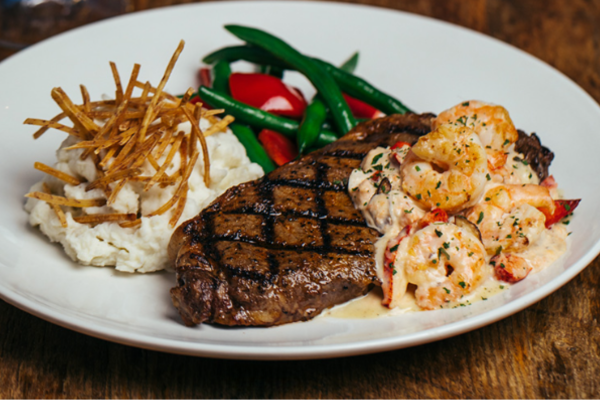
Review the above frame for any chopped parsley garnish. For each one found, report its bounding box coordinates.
[390,244,399,252]
[477,212,484,224]
[443,242,450,249]
[415,165,421,172]
[458,281,466,289]
[373,164,383,171]
[503,139,510,146]
[462,102,470,107]
[443,287,451,294]
[436,181,441,189]
[438,247,451,261]
[486,173,491,181]
[404,208,414,214]
[371,153,384,165]
[416,194,422,200]
[435,229,443,238]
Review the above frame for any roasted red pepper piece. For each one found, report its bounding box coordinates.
[541,199,581,228]
[257,129,298,166]
[198,67,212,88]
[342,93,385,119]
[229,73,307,118]
[391,141,412,150]
[419,208,449,228]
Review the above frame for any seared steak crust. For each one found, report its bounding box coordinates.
[515,129,554,181]
[169,113,435,326]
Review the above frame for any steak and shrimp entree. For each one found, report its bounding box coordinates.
[23,26,580,328]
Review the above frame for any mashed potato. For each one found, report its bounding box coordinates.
[25,117,264,273]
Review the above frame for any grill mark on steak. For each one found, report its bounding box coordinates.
[169,113,436,327]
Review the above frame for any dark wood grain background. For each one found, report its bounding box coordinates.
[2,0,600,398]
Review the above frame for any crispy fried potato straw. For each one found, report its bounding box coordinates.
[80,85,91,113]
[31,112,66,139]
[35,162,82,186]
[51,87,98,137]
[146,151,198,217]
[25,118,85,140]
[203,115,234,137]
[119,218,142,228]
[145,131,184,191]
[42,183,68,228]
[202,109,226,117]
[182,106,210,187]
[169,183,188,228]
[26,192,106,207]
[109,61,124,104]
[73,213,136,224]
[107,180,127,205]
[26,41,228,228]
[86,168,142,191]
[137,40,184,142]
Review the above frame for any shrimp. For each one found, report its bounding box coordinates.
[391,222,489,310]
[433,100,519,170]
[490,253,532,283]
[465,184,555,254]
[400,123,489,213]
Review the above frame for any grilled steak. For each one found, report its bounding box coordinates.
[514,129,554,181]
[168,113,434,326]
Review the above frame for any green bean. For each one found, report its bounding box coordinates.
[199,86,298,137]
[314,129,337,148]
[203,45,287,68]
[229,123,276,173]
[203,44,413,115]
[312,58,412,115]
[297,97,327,154]
[259,64,285,79]
[339,51,359,73]
[199,86,338,142]
[224,25,356,135]
[212,60,231,94]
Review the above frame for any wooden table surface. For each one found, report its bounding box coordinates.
[2,0,600,398]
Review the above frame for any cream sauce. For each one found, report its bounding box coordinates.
[344,102,573,317]
[324,278,509,319]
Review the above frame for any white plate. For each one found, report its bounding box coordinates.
[1,1,599,360]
